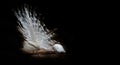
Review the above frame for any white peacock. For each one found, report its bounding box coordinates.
[15,6,66,57]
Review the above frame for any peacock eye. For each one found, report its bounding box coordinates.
[15,5,66,58]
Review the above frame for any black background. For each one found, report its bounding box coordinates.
[0,0,81,64]
[0,0,103,64]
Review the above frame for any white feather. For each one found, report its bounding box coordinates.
[53,44,66,53]
[15,7,65,53]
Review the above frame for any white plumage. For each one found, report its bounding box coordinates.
[53,44,66,53]
[15,6,65,54]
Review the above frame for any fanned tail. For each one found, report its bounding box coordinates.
[15,6,66,53]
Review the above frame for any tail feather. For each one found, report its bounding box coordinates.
[15,6,66,53]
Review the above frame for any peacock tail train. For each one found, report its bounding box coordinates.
[14,6,65,57]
